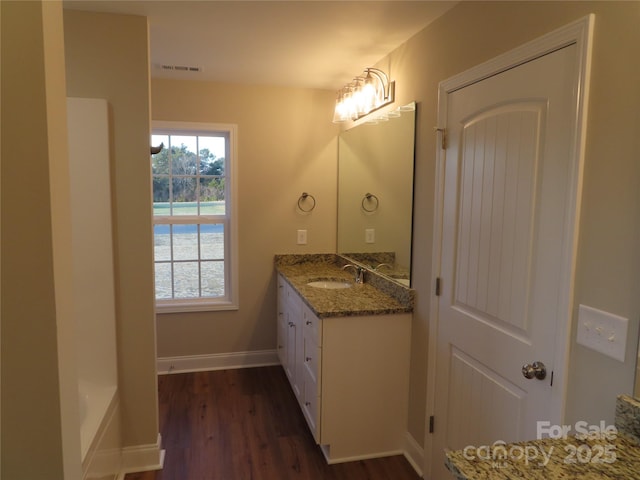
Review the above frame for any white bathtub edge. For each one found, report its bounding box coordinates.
[80,383,118,461]
[81,391,121,479]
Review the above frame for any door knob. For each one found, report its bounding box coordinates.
[522,361,547,380]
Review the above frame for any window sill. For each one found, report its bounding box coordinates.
[156,300,239,314]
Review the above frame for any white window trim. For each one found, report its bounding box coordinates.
[152,121,239,313]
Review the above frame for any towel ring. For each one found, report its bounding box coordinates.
[362,193,379,213]
[297,192,316,213]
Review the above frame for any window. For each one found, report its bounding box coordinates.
[151,122,238,312]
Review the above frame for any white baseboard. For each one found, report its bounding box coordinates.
[320,432,424,475]
[119,433,165,476]
[403,431,424,477]
[157,349,279,375]
[320,445,404,465]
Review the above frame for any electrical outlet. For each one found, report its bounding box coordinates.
[576,304,628,362]
[297,229,307,245]
[365,228,375,244]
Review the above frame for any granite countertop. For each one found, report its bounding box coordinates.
[445,395,640,479]
[446,435,640,479]
[274,254,414,318]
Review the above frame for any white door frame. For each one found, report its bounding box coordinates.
[424,15,594,479]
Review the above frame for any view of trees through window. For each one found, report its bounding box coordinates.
[152,134,226,215]
[151,132,229,303]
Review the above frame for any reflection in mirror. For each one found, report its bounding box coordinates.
[337,102,416,286]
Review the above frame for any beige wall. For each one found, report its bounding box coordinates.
[64,10,159,449]
[151,79,338,357]
[1,1,81,478]
[376,1,640,449]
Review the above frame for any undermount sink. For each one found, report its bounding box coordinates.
[306,279,353,290]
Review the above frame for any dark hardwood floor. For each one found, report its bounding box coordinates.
[125,366,421,480]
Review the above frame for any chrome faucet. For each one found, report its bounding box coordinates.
[342,264,364,284]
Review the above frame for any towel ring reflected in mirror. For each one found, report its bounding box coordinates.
[297,192,316,213]
[362,193,379,213]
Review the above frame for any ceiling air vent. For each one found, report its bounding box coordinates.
[157,64,202,73]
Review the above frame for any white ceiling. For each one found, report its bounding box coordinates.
[63,0,456,91]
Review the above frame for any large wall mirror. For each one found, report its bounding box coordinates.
[337,102,416,286]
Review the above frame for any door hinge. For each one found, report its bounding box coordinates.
[435,277,442,296]
[429,415,435,433]
[434,127,447,149]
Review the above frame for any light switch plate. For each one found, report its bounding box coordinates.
[297,229,307,245]
[576,304,628,362]
[365,228,375,244]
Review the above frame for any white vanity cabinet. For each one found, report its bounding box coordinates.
[276,273,411,463]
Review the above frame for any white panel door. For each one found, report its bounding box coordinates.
[432,44,581,478]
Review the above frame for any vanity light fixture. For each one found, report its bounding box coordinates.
[332,67,395,123]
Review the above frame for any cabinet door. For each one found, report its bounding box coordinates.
[284,311,297,387]
[302,304,322,387]
[302,365,321,443]
[286,286,303,399]
[277,276,287,365]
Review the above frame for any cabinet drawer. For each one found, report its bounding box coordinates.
[302,367,321,442]
[276,316,286,365]
[278,275,302,314]
[302,304,322,347]
[277,275,286,306]
[284,280,297,302]
[286,286,302,313]
[303,340,321,387]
